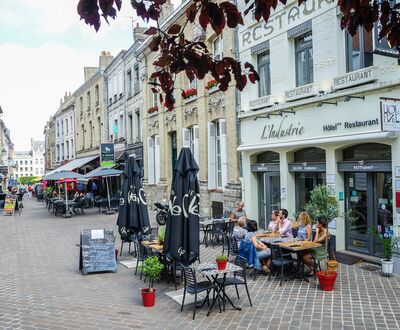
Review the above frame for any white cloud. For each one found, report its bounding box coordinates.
[0,43,95,150]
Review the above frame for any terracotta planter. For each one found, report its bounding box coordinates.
[316,271,337,291]
[141,288,156,307]
[216,260,227,270]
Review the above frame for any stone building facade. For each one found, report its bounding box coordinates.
[139,0,242,218]
[0,119,15,187]
[237,0,400,257]
[43,117,55,172]
[14,140,44,180]
[74,52,114,158]
[54,92,75,167]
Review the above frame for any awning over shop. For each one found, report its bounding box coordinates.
[83,166,122,179]
[43,156,99,179]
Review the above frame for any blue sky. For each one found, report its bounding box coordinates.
[0,0,146,150]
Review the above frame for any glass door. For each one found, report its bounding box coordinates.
[258,172,280,229]
[295,172,326,211]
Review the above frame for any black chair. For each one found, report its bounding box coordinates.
[216,255,252,306]
[132,240,148,279]
[229,236,239,257]
[225,221,235,237]
[54,202,66,217]
[181,266,220,320]
[73,198,85,215]
[208,220,225,247]
[268,244,295,286]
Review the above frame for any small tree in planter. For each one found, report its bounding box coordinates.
[140,256,164,307]
[370,228,400,276]
[305,184,340,290]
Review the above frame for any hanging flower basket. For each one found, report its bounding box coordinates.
[205,79,218,91]
[147,106,159,114]
[182,88,197,100]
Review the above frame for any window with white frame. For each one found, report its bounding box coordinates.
[147,135,160,184]
[66,118,69,134]
[134,64,140,94]
[182,125,199,166]
[127,70,132,96]
[208,119,227,190]
[95,84,99,105]
[188,78,197,90]
[213,36,224,60]
[152,85,158,107]
[87,91,91,111]
[295,32,313,86]
[258,51,271,97]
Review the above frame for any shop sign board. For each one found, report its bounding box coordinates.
[332,68,375,90]
[249,95,274,110]
[3,194,17,216]
[337,161,392,172]
[381,97,400,131]
[100,143,115,167]
[288,162,326,172]
[251,163,280,172]
[285,84,318,102]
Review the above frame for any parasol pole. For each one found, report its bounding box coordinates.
[106,176,111,211]
[58,182,61,200]
[65,181,68,214]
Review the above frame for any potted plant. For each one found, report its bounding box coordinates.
[182,88,197,100]
[139,256,164,307]
[205,79,218,91]
[370,228,400,276]
[215,254,228,270]
[305,184,340,291]
[147,106,159,114]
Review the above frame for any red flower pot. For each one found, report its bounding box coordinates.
[141,288,156,307]
[316,271,337,291]
[216,260,227,270]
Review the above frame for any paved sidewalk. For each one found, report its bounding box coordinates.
[1,198,400,329]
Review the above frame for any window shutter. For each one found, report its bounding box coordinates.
[154,135,160,184]
[193,125,199,167]
[219,118,228,190]
[208,122,216,190]
[147,137,155,184]
[182,128,190,148]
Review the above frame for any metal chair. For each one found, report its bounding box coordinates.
[181,266,220,320]
[132,240,148,279]
[268,244,295,286]
[225,221,235,237]
[207,219,225,247]
[216,255,252,306]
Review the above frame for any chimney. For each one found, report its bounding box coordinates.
[84,67,98,82]
[159,0,174,24]
[133,23,148,42]
[60,98,63,106]
[64,91,68,102]
[99,51,114,70]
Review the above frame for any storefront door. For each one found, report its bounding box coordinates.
[258,172,280,229]
[295,172,326,211]
[345,172,393,255]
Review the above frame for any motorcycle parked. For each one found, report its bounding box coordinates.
[154,202,169,226]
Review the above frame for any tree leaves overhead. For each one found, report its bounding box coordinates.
[77,0,400,112]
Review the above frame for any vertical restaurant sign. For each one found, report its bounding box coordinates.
[100,143,115,166]
[381,98,400,131]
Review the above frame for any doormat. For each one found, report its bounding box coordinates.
[119,258,138,269]
[165,288,205,306]
[335,252,364,265]
[359,263,381,272]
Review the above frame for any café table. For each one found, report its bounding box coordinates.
[274,240,322,282]
[141,240,164,254]
[196,262,242,316]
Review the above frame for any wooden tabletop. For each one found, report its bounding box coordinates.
[142,240,164,253]
[256,232,281,238]
[277,241,322,252]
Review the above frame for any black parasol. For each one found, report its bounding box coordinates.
[117,155,150,238]
[163,147,200,265]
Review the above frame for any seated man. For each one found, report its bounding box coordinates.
[275,208,293,237]
[244,220,271,274]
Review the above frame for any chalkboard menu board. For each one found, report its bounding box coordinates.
[79,228,116,275]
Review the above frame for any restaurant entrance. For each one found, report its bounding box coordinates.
[338,143,393,256]
[253,151,280,229]
[289,148,326,211]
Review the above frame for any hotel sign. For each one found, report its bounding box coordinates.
[249,95,274,110]
[261,115,305,140]
[332,68,375,90]
[285,84,318,102]
[381,97,400,132]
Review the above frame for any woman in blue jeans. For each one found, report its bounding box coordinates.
[244,221,271,274]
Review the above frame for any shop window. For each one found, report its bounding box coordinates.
[343,143,391,161]
[294,147,326,162]
[295,32,313,86]
[345,27,373,73]
[258,52,271,97]
[257,151,279,163]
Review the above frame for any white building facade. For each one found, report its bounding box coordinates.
[238,0,400,257]
[14,139,45,179]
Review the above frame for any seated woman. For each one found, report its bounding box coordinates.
[296,211,312,241]
[244,221,271,274]
[302,217,329,276]
[267,210,280,232]
[232,216,248,247]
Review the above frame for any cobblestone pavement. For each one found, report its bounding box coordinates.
[1,198,400,330]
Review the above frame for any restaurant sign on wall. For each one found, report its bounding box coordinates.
[381,97,400,132]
